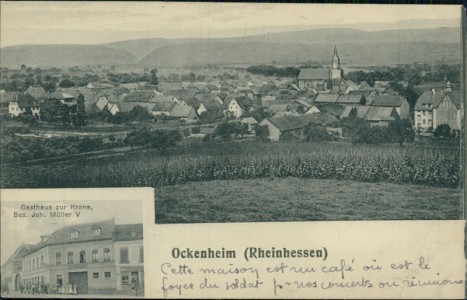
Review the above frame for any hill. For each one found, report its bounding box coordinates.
[139,41,460,67]
[103,38,172,60]
[138,42,323,67]
[134,27,463,67]
[226,27,460,45]
[0,45,138,68]
[0,27,461,68]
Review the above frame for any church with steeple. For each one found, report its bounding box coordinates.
[297,46,344,91]
[330,46,343,81]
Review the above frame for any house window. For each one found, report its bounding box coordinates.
[139,247,144,263]
[70,231,79,238]
[41,255,44,266]
[92,249,98,262]
[79,250,86,263]
[103,248,111,262]
[93,272,99,278]
[105,272,111,278]
[56,252,62,265]
[56,275,63,287]
[92,227,101,236]
[67,251,74,264]
[121,272,129,286]
[131,230,136,238]
[120,248,129,263]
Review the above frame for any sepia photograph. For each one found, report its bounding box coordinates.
[0,198,145,298]
[0,3,464,224]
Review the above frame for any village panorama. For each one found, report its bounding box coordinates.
[0,28,463,223]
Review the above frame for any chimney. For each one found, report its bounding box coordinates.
[431,88,436,95]
[40,235,50,243]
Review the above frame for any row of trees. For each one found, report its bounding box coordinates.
[246,65,300,77]
[345,63,461,87]
[124,128,182,153]
[2,127,184,163]
[0,66,159,92]
[2,136,107,163]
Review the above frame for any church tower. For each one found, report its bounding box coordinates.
[330,46,342,81]
[332,46,340,69]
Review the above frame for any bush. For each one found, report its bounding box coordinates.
[303,124,334,142]
[213,122,248,140]
[124,128,182,151]
[433,124,452,138]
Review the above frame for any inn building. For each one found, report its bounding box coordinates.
[1,218,144,295]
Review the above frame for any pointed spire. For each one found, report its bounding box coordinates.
[334,45,338,55]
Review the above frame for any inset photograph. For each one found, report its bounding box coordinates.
[1,199,144,298]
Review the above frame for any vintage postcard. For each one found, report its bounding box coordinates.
[0,2,465,299]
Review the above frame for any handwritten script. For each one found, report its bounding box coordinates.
[158,256,463,297]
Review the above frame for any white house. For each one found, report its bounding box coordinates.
[223,98,244,119]
[414,84,463,132]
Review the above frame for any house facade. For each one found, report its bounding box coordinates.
[223,98,244,119]
[113,224,144,293]
[414,84,463,132]
[1,245,32,293]
[8,93,41,118]
[3,219,144,296]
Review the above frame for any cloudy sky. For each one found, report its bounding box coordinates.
[1,199,142,265]
[1,2,461,47]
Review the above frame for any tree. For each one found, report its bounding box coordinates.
[129,106,153,122]
[150,68,159,85]
[73,94,86,128]
[303,123,334,142]
[388,118,414,146]
[41,100,67,123]
[254,124,269,141]
[58,79,75,88]
[124,128,182,153]
[188,72,196,82]
[401,84,420,113]
[41,82,56,93]
[433,124,452,138]
[21,64,27,71]
[353,126,391,144]
[214,121,235,140]
[198,109,223,124]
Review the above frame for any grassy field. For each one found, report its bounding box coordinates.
[155,177,463,223]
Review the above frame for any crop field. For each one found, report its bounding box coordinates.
[1,140,461,221]
[1,141,460,189]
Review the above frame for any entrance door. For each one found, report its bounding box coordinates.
[131,271,139,287]
[15,274,21,292]
[68,272,88,294]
